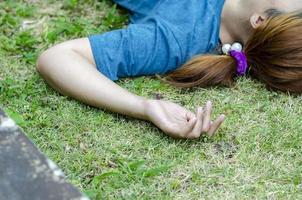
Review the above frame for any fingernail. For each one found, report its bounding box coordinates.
[198,107,203,113]
[207,101,212,107]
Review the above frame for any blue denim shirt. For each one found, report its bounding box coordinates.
[89,0,225,80]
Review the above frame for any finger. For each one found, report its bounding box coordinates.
[186,111,196,122]
[187,117,197,132]
[181,110,196,138]
[202,101,212,132]
[207,114,225,136]
[188,107,204,138]
[168,116,196,139]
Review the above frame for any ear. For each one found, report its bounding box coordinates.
[250,13,266,29]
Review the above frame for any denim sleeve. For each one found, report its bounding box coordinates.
[88,23,181,81]
[112,0,158,15]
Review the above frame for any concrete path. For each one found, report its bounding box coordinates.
[0,109,89,200]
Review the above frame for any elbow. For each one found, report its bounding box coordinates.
[36,50,48,74]
[36,46,61,78]
[36,49,50,76]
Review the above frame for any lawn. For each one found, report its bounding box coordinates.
[1,0,302,199]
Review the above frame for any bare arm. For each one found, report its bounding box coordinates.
[37,38,225,139]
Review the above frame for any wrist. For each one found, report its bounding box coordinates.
[140,99,151,121]
[140,99,155,121]
[131,97,150,121]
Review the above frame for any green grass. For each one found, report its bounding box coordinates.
[1,0,302,199]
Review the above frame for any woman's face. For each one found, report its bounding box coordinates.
[275,0,302,13]
[247,0,302,15]
[244,0,302,30]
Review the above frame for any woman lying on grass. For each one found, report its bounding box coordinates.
[37,0,302,139]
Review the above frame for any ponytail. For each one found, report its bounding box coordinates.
[163,55,236,88]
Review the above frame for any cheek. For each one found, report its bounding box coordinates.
[280,1,302,12]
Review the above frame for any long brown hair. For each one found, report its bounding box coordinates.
[164,11,302,93]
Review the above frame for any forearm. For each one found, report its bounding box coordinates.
[37,48,148,120]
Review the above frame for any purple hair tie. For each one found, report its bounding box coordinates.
[222,43,249,76]
[229,50,249,76]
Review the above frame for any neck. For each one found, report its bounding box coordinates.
[219,19,233,44]
[220,0,248,44]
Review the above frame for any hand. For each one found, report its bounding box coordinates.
[144,100,225,139]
